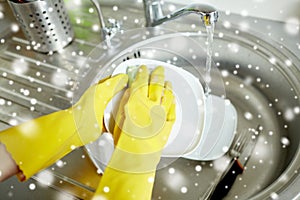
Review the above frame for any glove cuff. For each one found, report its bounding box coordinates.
[94,167,155,200]
[0,109,81,181]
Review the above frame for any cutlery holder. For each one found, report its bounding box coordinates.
[8,0,74,53]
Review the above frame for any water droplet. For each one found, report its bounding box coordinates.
[284,108,295,121]
[148,176,154,183]
[285,60,292,67]
[51,71,68,86]
[35,170,54,187]
[12,59,29,75]
[11,23,19,32]
[222,146,229,152]
[103,186,110,193]
[180,186,188,194]
[270,192,279,199]
[112,5,118,11]
[244,112,253,120]
[23,89,30,96]
[223,21,231,28]
[30,98,37,105]
[88,8,94,13]
[280,137,290,146]
[221,70,229,77]
[29,183,36,190]
[0,98,5,105]
[9,119,18,126]
[294,106,300,114]
[284,18,299,35]
[8,191,13,197]
[168,168,175,174]
[269,103,273,107]
[257,114,262,118]
[241,10,248,16]
[76,18,81,24]
[56,160,64,168]
[195,165,202,172]
[66,91,73,98]
[269,57,276,65]
[168,4,176,12]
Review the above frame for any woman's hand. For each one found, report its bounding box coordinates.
[93,66,176,200]
[0,74,128,181]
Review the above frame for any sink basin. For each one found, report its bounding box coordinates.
[0,0,299,199]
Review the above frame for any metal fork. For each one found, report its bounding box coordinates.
[229,128,253,158]
[200,126,261,200]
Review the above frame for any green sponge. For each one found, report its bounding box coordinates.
[126,65,140,87]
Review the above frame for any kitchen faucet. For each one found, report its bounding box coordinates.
[143,0,219,27]
[90,0,120,43]
[91,0,218,43]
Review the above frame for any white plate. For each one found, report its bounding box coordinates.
[85,58,237,173]
[182,95,237,160]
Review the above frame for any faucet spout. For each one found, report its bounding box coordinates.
[143,1,218,27]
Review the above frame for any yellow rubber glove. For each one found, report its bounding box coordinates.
[0,74,128,181]
[93,66,176,200]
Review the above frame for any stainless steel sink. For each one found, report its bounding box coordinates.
[0,0,299,199]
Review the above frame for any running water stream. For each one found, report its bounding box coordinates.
[204,23,215,96]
